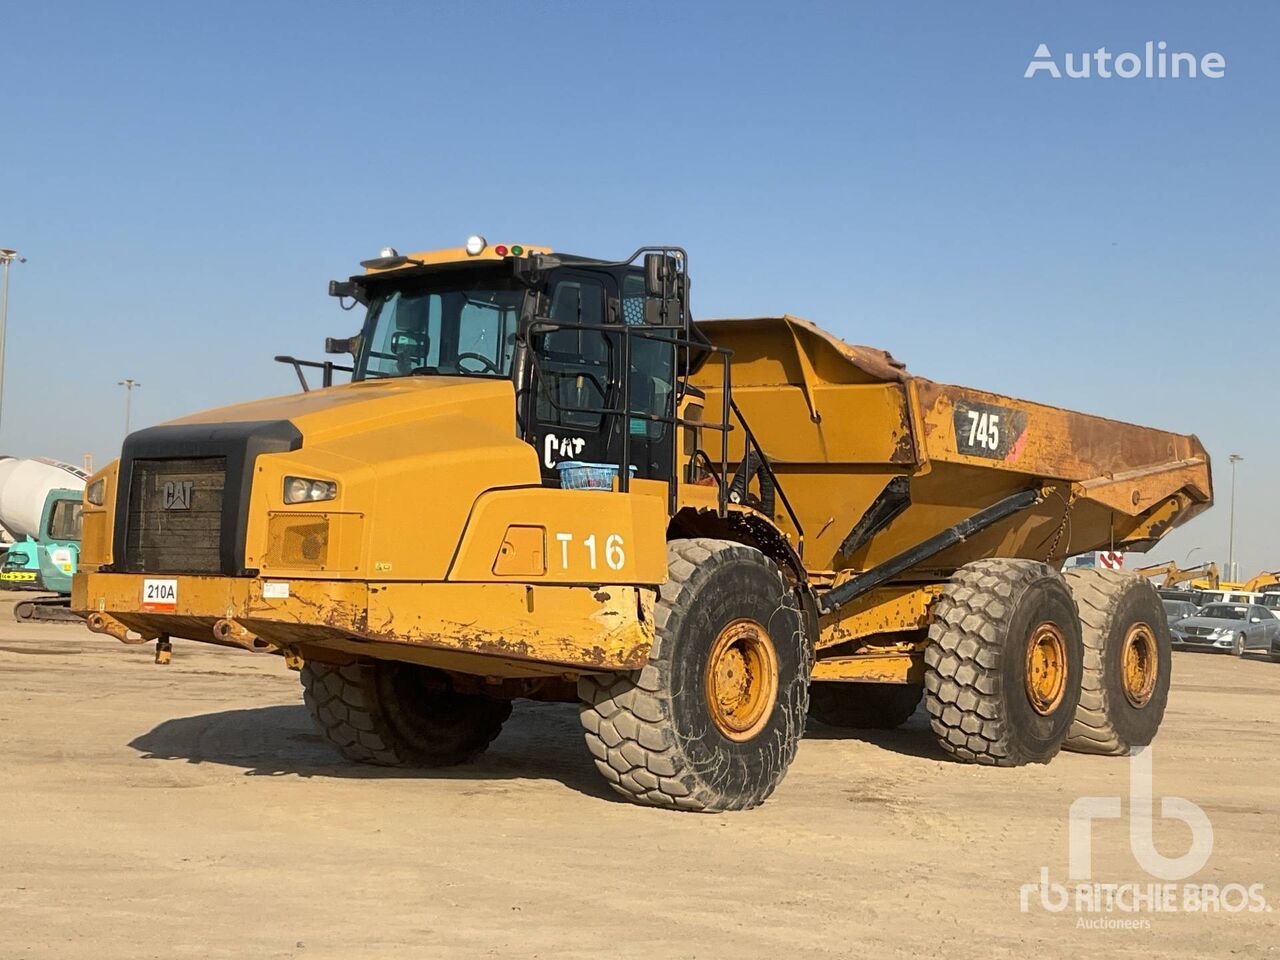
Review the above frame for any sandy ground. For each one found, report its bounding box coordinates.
[1,595,1277,959]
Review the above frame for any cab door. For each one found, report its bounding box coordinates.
[526,269,678,488]
[528,270,615,483]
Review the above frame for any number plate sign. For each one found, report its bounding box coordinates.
[142,578,178,612]
[953,400,1028,461]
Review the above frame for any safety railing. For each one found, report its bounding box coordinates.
[274,355,354,392]
[524,318,804,553]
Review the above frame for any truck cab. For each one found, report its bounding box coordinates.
[1,488,82,594]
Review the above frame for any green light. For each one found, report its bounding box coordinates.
[511,245,524,256]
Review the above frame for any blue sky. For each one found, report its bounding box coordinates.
[0,1,1275,575]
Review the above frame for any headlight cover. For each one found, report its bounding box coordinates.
[86,478,106,506]
[283,476,338,504]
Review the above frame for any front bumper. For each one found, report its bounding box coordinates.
[1171,633,1233,652]
[74,572,654,677]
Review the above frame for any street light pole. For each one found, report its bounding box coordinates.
[0,248,28,437]
[1227,453,1243,582]
[118,378,142,438]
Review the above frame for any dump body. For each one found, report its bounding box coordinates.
[692,315,1211,577]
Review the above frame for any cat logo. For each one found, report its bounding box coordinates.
[162,480,194,511]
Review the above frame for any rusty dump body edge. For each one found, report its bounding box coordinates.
[691,315,1212,577]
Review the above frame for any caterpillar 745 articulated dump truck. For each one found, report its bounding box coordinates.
[73,238,1212,811]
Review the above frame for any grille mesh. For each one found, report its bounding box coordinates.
[123,458,227,573]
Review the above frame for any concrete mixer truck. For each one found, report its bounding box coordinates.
[0,456,88,621]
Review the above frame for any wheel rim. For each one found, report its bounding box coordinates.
[1024,621,1068,716]
[704,618,779,741]
[1121,622,1159,707]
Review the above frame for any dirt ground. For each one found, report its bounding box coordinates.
[1,596,1276,959]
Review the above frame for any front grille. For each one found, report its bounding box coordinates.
[1181,626,1216,638]
[123,457,226,573]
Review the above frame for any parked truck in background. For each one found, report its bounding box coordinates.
[1,488,84,621]
[0,457,87,621]
[73,238,1212,811]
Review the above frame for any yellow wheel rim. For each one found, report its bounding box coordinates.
[1025,621,1068,716]
[1121,622,1159,708]
[704,618,779,741]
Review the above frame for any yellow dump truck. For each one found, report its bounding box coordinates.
[74,238,1212,811]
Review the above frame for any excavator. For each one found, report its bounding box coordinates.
[1240,571,1280,593]
[1134,560,1220,590]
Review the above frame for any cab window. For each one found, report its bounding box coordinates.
[536,276,609,429]
[47,500,83,541]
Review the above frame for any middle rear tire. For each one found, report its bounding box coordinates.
[924,558,1083,766]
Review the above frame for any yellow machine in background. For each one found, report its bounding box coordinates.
[1134,560,1221,590]
[74,238,1212,811]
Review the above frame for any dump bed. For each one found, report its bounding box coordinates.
[692,316,1212,575]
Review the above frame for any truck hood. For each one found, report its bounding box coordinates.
[166,376,517,444]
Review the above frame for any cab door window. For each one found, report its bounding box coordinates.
[536,276,610,430]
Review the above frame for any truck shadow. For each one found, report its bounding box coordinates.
[128,700,623,801]
[802,711,953,762]
[128,700,953,796]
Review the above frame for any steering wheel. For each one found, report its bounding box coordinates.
[455,352,501,374]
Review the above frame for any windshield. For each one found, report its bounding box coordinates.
[355,272,526,380]
[1162,600,1191,619]
[47,499,83,541]
[1199,604,1247,620]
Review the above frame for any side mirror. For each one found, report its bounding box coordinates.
[328,280,368,305]
[325,336,359,356]
[644,253,676,299]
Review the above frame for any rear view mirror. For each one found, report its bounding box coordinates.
[644,253,676,299]
[328,280,368,305]
[326,336,359,356]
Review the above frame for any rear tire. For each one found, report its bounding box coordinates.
[924,559,1082,766]
[301,659,511,767]
[1063,569,1171,755]
[808,682,922,729]
[578,539,810,812]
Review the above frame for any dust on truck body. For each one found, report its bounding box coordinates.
[74,239,1212,811]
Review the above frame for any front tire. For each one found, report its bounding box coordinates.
[578,539,810,812]
[924,559,1083,766]
[301,659,511,767]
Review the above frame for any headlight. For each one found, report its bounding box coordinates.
[86,478,106,506]
[283,476,337,504]
[465,234,487,256]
